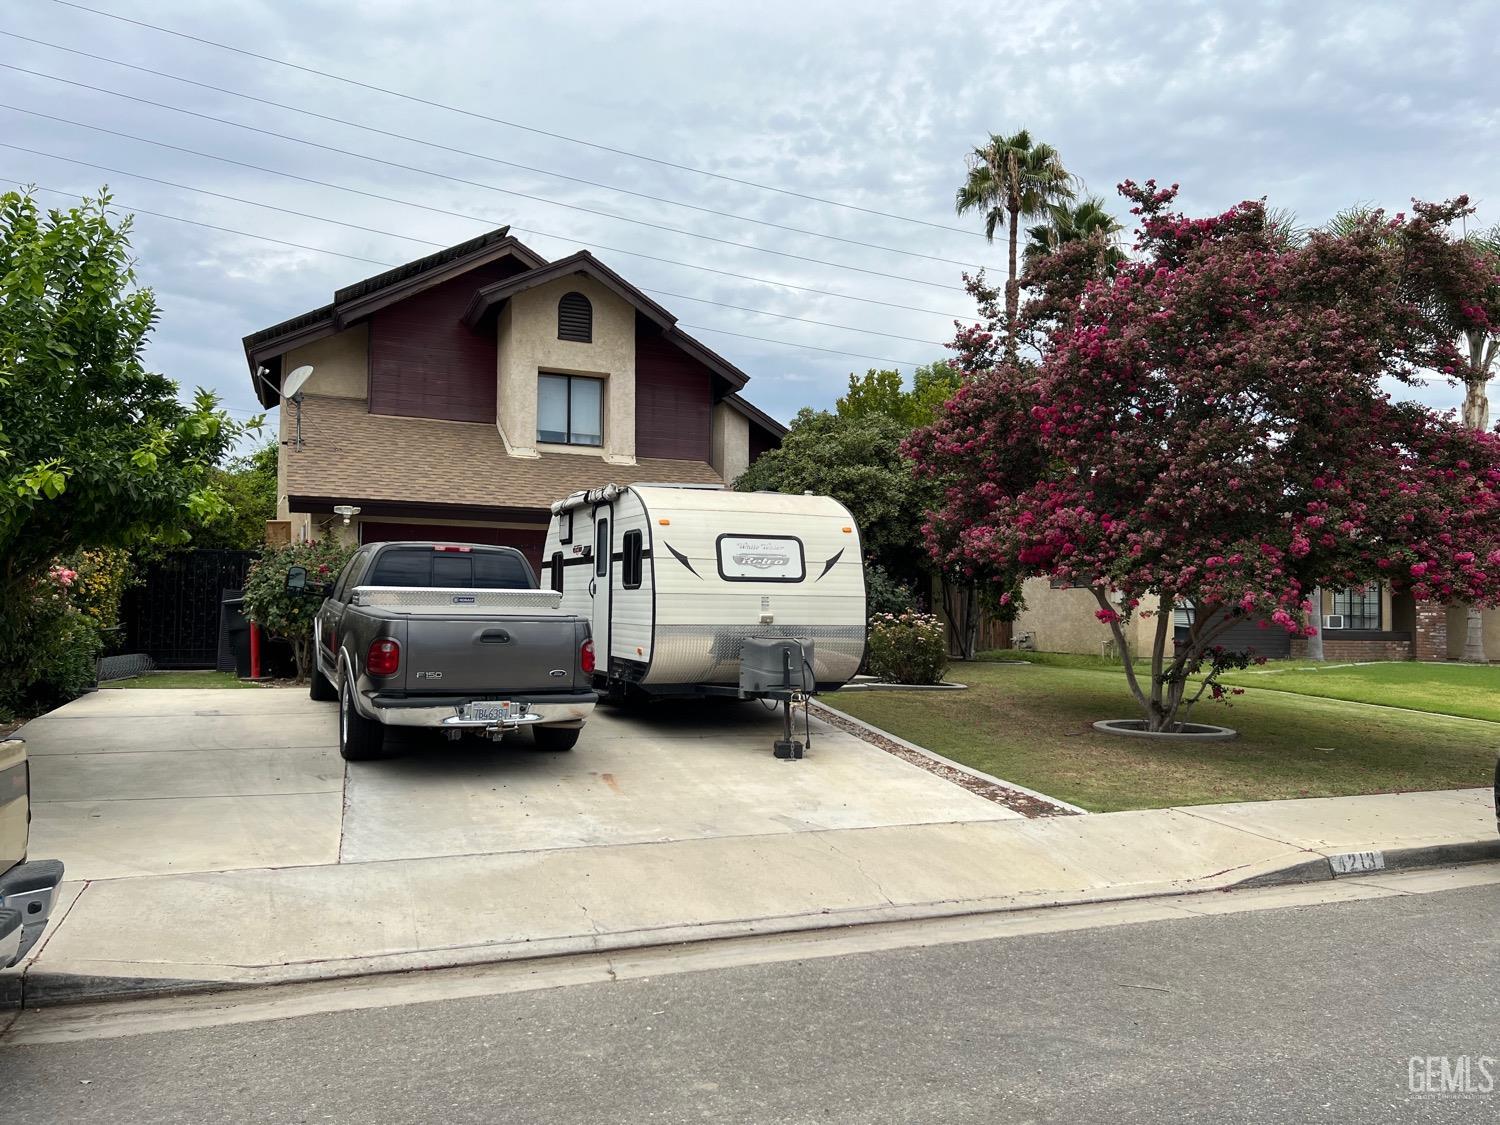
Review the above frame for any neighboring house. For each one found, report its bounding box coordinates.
[244,228,786,572]
[1011,578,1464,662]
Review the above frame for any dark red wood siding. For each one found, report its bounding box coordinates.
[358,521,547,576]
[635,326,712,461]
[367,259,524,422]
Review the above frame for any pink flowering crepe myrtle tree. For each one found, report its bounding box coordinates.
[908,182,1500,732]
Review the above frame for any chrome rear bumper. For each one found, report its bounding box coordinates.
[367,692,596,730]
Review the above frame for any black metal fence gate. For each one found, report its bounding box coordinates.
[120,550,258,669]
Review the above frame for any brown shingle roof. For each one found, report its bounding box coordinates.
[285,395,724,513]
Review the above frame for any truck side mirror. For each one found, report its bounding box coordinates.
[285,565,309,595]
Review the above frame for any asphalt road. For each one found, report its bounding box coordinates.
[3,882,1497,1124]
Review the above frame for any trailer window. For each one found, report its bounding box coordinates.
[595,518,609,578]
[622,530,643,589]
[716,535,806,582]
[550,551,565,593]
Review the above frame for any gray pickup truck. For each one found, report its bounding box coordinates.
[292,542,597,760]
[1,737,65,970]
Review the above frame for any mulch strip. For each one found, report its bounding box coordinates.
[810,702,1079,819]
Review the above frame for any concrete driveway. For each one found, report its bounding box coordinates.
[21,688,1017,880]
[7,685,1026,998]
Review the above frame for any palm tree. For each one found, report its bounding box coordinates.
[1457,224,1500,663]
[1023,196,1126,276]
[955,130,1074,360]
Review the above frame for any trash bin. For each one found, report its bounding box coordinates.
[221,594,252,678]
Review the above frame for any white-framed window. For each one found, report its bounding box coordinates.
[538,373,603,447]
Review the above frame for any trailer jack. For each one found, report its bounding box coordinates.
[774,692,814,760]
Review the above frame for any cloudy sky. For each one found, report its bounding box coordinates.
[3,0,1496,442]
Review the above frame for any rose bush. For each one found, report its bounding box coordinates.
[866,611,949,685]
[0,569,101,715]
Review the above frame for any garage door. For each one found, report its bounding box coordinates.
[358,522,547,579]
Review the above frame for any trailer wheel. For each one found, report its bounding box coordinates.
[339,674,386,760]
[532,726,580,752]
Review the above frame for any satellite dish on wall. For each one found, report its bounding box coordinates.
[283,364,315,399]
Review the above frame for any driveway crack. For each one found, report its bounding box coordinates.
[821,836,896,906]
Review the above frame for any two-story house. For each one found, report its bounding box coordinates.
[244,228,786,572]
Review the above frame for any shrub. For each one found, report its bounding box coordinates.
[242,538,355,681]
[0,570,102,715]
[59,548,134,633]
[865,563,918,618]
[866,611,949,685]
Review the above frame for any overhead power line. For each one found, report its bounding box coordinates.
[0,102,967,294]
[8,181,938,367]
[0,141,980,323]
[45,0,985,239]
[0,35,993,272]
[0,64,977,281]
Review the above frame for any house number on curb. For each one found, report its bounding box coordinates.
[1329,850,1386,875]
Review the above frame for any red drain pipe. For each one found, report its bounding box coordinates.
[249,620,262,679]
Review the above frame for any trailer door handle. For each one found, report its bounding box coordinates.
[588,578,597,597]
[479,629,511,644]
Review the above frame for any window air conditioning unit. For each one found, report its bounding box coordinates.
[1322,614,1345,630]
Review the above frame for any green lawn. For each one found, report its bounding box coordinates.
[1219,661,1500,723]
[102,670,262,689]
[832,660,1500,813]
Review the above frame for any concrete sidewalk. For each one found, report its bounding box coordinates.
[9,784,1495,1005]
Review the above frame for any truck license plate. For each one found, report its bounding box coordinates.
[464,701,526,723]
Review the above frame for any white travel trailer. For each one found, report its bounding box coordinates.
[543,484,867,698]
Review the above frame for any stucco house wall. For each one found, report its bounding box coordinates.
[496,274,636,463]
[1012,579,1162,655]
[283,325,369,401]
[711,402,750,484]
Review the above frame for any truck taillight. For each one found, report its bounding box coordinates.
[367,638,401,677]
[580,639,595,676]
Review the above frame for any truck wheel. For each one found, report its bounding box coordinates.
[338,675,386,760]
[309,663,337,702]
[532,726,580,752]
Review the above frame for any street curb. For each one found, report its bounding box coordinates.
[9,837,1496,1011]
[1233,839,1500,888]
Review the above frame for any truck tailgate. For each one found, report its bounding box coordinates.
[399,614,579,695]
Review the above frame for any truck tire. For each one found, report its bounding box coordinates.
[309,663,337,702]
[338,674,386,761]
[532,725,580,752]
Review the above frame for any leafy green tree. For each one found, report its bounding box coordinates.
[0,188,254,705]
[955,129,1074,358]
[735,409,933,590]
[0,188,252,579]
[837,361,961,429]
[191,441,279,550]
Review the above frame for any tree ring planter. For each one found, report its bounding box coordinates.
[1092,719,1238,741]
